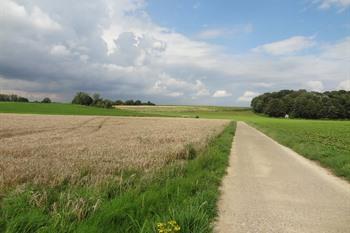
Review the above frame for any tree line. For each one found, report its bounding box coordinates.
[72,92,155,108]
[0,93,52,103]
[251,90,350,119]
[0,94,29,102]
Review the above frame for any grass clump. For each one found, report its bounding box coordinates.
[0,122,236,233]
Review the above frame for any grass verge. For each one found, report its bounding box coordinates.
[0,122,236,233]
[248,119,350,181]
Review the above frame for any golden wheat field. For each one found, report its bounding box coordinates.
[0,114,229,189]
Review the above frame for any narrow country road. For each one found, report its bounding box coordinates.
[215,122,350,233]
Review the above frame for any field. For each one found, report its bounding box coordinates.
[115,105,254,120]
[0,112,234,233]
[0,114,228,189]
[0,102,155,117]
[116,105,350,181]
[1,103,350,232]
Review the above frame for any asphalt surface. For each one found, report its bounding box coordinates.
[215,122,350,233]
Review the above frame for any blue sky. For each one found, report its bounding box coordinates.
[146,0,349,51]
[0,0,349,106]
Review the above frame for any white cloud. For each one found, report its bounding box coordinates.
[237,91,259,102]
[316,0,350,10]
[0,0,349,106]
[212,90,232,98]
[306,80,324,92]
[0,0,61,31]
[196,24,253,39]
[50,45,71,56]
[337,80,350,90]
[253,36,315,56]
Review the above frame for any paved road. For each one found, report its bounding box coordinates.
[215,122,350,233]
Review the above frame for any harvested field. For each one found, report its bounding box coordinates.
[0,114,228,189]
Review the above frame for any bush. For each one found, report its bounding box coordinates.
[72,92,93,106]
[41,97,51,103]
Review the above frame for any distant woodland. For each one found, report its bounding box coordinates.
[251,90,350,119]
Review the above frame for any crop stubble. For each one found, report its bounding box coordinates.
[0,114,228,189]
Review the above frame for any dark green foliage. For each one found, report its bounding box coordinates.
[72,92,93,106]
[72,92,114,109]
[0,94,29,102]
[117,99,155,106]
[114,100,124,105]
[251,90,350,119]
[1,123,236,233]
[41,97,51,103]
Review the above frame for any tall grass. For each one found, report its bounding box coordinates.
[0,122,236,233]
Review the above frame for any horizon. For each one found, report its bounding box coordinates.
[0,0,349,107]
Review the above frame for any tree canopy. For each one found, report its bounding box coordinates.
[251,90,350,119]
[0,94,29,102]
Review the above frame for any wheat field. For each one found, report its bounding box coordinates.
[0,114,228,189]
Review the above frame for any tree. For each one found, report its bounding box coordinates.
[114,100,124,105]
[135,100,142,105]
[125,100,135,105]
[264,99,286,117]
[92,93,101,105]
[72,92,93,106]
[41,97,51,103]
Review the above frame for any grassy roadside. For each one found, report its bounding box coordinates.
[247,118,350,181]
[0,102,157,117]
[0,122,236,233]
[115,105,350,182]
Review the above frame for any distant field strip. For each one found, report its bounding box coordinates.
[0,114,229,189]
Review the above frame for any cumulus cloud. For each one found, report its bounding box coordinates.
[306,80,324,92]
[212,90,232,98]
[237,91,259,102]
[50,45,71,56]
[0,0,61,31]
[196,24,253,40]
[337,80,350,90]
[0,0,349,106]
[253,36,315,56]
[316,0,350,10]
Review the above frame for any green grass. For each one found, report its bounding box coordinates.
[0,122,236,233]
[116,105,254,120]
[0,102,156,117]
[117,105,350,181]
[247,118,350,181]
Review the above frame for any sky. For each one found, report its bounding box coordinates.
[0,0,349,106]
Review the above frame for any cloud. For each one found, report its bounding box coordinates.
[0,0,349,106]
[337,80,350,90]
[212,90,232,98]
[237,91,259,102]
[316,0,350,10]
[196,24,253,40]
[0,0,61,31]
[50,45,71,56]
[253,36,315,56]
[306,80,324,92]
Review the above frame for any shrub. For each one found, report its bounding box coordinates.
[41,97,51,103]
[72,92,93,106]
